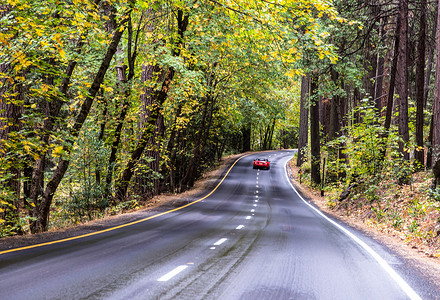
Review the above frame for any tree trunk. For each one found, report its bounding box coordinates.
[384,15,401,132]
[432,0,440,187]
[415,0,427,168]
[329,68,340,140]
[105,65,131,193]
[180,94,214,190]
[104,6,132,194]
[262,121,271,150]
[310,74,321,185]
[267,118,276,150]
[297,75,309,167]
[396,0,409,161]
[242,124,251,152]
[374,16,388,114]
[164,103,184,192]
[424,2,439,108]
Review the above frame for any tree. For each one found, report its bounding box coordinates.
[415,0,427,168]
[432,0,440,187]
[310,74,321,185]
[297,76,309,167]
[396,0,409,161]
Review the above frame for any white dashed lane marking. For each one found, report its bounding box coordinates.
[157,265,188,282]
[213,238,227,246]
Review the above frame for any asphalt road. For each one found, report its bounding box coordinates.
[0,150,438,299]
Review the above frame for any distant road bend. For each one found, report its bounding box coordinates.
[0,150,438,299]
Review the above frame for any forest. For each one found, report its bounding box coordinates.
[1,0,440,238]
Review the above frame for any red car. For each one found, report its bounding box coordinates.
[253,158,270,170]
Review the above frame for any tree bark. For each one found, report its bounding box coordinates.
[297,75,309,167]
[105,65,131,192]
[432,0,440,187]
[396,0,409,161]
[180,93,214,190]
[135,62,166,198]
[329,68,340,140]
[424,2,438,109]
[384,15,401,133]
[374,16,388,114]
[242,124,251,152]
[415,0,427,168]
[310,74,321,185]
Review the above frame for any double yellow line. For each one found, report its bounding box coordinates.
[0,154,249,255]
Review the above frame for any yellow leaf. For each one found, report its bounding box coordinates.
[58,48,66,59]
[52,145,64,158]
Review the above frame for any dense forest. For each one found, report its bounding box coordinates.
[1,0,440,237]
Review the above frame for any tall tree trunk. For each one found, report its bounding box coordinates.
[104,6,130,194]
[164,103,183,192]
[262,121,271,150]
[432,0,440,187]
[424,2,439,108]
[242,124,251,152]
[96,94,107,185]
[384,15,401,133]
[396,0,409,161]
[374,16,388,114]
[426,3,439,169]
[135,61,166,198]
[329,68,340,140]
[310,74,321,185]
[105,65,131,192]
[297,76,309,167]
[267,118,276,150]
[179,94,215,190]
[132,9,164,198]
[415,0,427,168]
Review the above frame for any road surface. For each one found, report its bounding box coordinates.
[0,150,437,299]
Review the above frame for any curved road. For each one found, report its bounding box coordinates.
[0,150,437,299]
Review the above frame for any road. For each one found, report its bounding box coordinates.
[0,150,437,299]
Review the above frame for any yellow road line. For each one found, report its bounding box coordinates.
[0,154,251,255]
